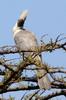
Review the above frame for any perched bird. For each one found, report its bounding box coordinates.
[13,10,51,89]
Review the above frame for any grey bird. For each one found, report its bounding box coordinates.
[13,10,51,89]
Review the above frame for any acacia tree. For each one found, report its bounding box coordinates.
[0,35,66,100]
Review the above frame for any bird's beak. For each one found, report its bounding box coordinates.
[19,10,29,21]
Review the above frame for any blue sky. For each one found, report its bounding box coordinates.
[0,0,66,100]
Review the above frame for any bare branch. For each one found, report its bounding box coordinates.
[0,60,14,72]
[0,86,39,94]
[29,90,40,100]
[40,90,66,100]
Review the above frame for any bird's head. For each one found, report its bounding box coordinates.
[13,10,28,34]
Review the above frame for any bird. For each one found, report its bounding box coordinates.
[13,10,51,90]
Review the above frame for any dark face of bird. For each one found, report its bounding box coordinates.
[17,19,24,28]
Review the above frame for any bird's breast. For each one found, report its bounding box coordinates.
[14,30,39,50]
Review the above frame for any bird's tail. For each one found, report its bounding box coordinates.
[35,55,51,90]
[36,69,51,90]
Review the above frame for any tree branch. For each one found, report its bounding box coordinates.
[40,90,66,100]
